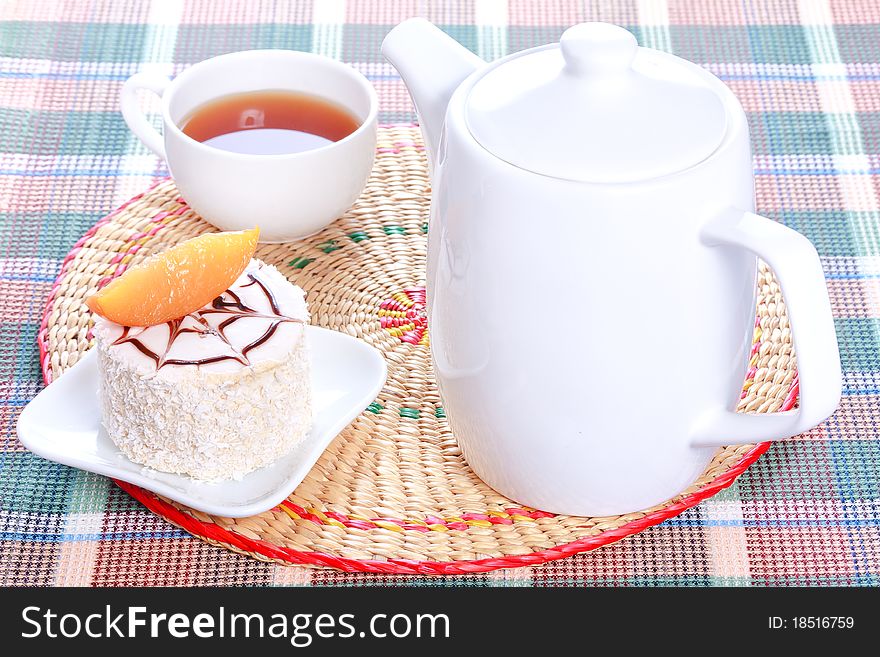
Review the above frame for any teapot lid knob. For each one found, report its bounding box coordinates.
[560,23,637,76]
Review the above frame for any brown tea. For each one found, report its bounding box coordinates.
[180,90,361,155]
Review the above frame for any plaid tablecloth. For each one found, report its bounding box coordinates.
[1,0,879,587]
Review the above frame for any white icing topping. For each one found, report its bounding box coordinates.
[93,259,309,378]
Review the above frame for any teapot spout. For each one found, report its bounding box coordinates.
[382,19,484,171]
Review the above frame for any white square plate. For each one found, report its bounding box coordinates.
[17,326,387,518]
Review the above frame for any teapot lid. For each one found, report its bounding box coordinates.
[464,23,728,183]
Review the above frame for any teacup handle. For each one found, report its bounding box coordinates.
[691,208,842,447]
[120,72,170,159]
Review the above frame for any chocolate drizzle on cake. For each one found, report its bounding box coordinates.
[111,270,303,369]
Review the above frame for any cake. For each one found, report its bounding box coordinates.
[92,259,312,481]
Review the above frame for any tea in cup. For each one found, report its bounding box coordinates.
[121,50,378,241]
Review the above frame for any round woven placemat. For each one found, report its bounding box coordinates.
[38,125,797,574]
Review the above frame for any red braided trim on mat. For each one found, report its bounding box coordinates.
[114,439,772,575]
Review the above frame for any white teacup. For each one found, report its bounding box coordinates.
[121,50,378,242]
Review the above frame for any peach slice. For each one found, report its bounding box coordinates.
[87,227,260,326]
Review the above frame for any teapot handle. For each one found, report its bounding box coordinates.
[690,208,841,447]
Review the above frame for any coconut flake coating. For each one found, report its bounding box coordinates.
[93,259,312,481]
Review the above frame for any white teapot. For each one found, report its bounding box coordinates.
[382,20,841,515]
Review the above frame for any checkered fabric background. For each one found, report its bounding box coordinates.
[1,0,879,587]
